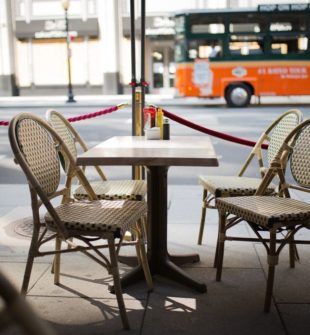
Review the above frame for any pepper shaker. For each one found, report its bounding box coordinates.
[163,118,170,140]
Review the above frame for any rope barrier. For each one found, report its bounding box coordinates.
[67,104,120,122]
[0,103,126,126]
[0,102,267,150]
[162,109,268,150]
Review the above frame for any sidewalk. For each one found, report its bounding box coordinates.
[1,94,310,108]
[1,184,310,335]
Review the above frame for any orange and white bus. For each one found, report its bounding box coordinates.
[174,3,310,107]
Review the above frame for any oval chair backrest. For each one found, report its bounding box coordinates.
[13,117,60,196]
[47,110,78,174]
[290,121,310,188]
[47,111,77,160]
[267,110,302,166]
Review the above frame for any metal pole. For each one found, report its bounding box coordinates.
[140,0,146,133]
[64,6,75,103]
[130,0,136,136]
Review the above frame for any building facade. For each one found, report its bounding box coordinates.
[0,0,306,96]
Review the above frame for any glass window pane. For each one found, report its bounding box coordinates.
[271,35,308,54]
[229,35,264,56]
[189,15,225,34]
[229,13,267,33]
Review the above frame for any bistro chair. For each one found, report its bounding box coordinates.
[197,109,303,246]
[215,118,310,312]
[0,270,56,335]
[46,109,146,202]
[8,113,153,330]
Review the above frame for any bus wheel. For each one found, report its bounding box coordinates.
[225,84,252,107]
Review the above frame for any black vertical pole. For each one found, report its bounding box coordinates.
[64,7,76,103]
[130,0,136,137]
[130,0,136,179]
[140,0,146,133]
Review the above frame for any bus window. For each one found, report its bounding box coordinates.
[229,35,264,56]
[229,14,267,33]
[189,15,225,34]
[269,12,307,32]
[271,35,308,54]
[188,40,222,59]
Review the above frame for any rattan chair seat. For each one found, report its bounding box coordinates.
[199,175,276,197]
[216,196,310,228]
[45,200,147,235]
[74,180,146,201]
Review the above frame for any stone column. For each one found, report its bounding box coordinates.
[98,0,122,94]
[0,0,18,96]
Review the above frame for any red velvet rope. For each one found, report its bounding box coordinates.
[0,104,267,150]
[67,105,118,122]
[0,105,119,126]
[162,109,268,150]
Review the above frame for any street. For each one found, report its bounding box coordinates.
[1,103,310,184]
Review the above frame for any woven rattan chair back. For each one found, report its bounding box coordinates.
[255,118,310,196]
[289,122,310,188]
[15,117,61,196]
[46,109,107,180]
[47,110,78,162]
[266,110,303,166]
[9,113,96,233]
[238,109,302,177]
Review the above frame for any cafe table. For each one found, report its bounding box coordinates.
[77,135,218,293]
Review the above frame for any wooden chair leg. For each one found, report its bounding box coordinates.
[53,237,62,285]
[264,231,277,313]
[213,228,220,268]
[135,220,153,291]
[198,189,208,245]
[289,232,299,268]
[107,236,129,330]
[22,252,35,295]
[21,230,40,295]
[216,212,226,282]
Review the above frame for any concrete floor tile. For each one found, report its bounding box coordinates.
[0,262,51,292]
[278,304,310,335]
[254,244,310,304]
[143,267,285,335]
[25,295,145,335]
[168,223,261,268]
[30,253,149,301]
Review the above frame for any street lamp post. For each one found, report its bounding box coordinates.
[62,0,76,103]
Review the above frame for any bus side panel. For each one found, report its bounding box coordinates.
[175,63,200,97]
[257,61,310,96]
[175,61,310,98]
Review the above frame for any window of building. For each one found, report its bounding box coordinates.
[32,0,82,17]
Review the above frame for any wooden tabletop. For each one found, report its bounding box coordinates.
[77,136,219,167]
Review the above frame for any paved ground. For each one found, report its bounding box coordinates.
[1,95,310,334]
[1,184,310,335]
